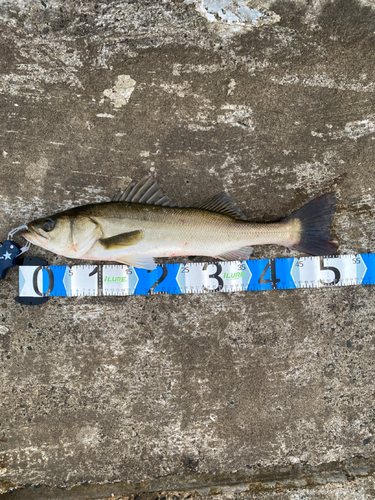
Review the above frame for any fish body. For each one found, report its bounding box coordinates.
[22,175,337,270]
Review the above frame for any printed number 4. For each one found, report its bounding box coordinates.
[258,260,280,289]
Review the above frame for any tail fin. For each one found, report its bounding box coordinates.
[283,193,337,256]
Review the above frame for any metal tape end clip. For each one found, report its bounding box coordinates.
[7,225,31,256]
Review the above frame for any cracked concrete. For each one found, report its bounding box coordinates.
[0,0,375,498]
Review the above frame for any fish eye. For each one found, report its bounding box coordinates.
[42,218,55,232]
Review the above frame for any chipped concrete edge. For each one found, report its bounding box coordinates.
[2,455,375,499]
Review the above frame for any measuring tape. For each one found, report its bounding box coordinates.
[17,254,373,300]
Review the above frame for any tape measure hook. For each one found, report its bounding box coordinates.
[7,225,31,256]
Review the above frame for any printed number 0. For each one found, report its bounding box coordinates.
[32,266,54,297]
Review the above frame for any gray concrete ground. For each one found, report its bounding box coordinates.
[0,0,375,498]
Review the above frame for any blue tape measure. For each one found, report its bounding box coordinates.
[17,254,372,301]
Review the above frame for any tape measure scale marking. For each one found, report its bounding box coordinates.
[18,254,371,299]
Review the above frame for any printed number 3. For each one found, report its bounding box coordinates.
[203,263,223,292]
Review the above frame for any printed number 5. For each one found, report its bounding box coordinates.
[319,257,340,286]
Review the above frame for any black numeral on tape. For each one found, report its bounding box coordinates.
[319,257,340,286]
[33,266,54,297]
[258,260,280,290]
[148,264,168,294]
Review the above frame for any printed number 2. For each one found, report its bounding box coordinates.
[148,264,168,294]
[319,257,340,286]
[258,260,280,289]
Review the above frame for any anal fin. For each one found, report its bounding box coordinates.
[216,246,253,261]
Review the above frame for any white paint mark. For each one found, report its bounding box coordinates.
[217,104,254,130]
[287,159,337,191]
[115,133,126,137]
[311,131,323,138]
[273,72,375,93]
[333,118,375,141]
[308,116,375,141]
[192,0,264,25]
[0,326,9,335]
[76,425,100,447]
[96,113,115,118]
[227,78,236,95]
[2,151,7,157]
[26,157,49,183]
[160,81,192,97]
[173,63,221,75]
[140,151,150,157]
[103,75,136,108]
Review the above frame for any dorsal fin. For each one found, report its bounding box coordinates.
[194,192,247,221]
[112,174,171,206]
[112,177,246,219]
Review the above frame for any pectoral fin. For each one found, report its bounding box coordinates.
[100,230,143,250]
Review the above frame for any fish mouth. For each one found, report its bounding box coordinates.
[20,227,48,245]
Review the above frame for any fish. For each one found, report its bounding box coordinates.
[21,174,337,270]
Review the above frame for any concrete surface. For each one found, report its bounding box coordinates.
[1,0,375,498]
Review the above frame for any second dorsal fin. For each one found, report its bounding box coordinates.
[195,192,247,221]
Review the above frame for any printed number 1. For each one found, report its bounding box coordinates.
[258,260,280,289]
[89,267,98,277]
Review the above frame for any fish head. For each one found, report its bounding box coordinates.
[22,213,101,258]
